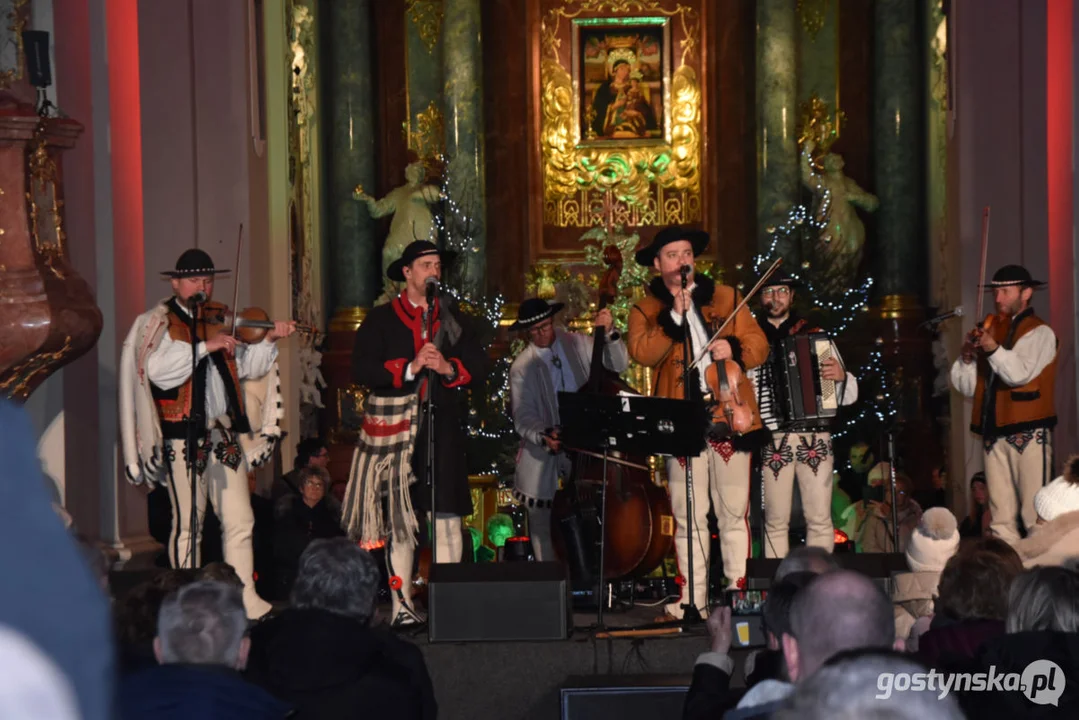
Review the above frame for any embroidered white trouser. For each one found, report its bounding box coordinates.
[984,429,1053,545]
[761,431,835,558]
[164,428,271,619]
[386,513,463,619]
[664,444,752,618]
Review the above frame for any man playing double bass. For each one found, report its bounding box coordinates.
[342,240,488,627]
[951,264,1057,545]
[627,227,770,620]
[750,268,858,558]
[508,298,629,562]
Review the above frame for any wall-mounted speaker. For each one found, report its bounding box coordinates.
[22,31,51,89]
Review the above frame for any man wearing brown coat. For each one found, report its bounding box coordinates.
[627,227,769,619]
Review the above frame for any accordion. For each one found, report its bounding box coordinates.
[775,332,839,426]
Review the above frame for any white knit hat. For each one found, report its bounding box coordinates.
[905,507,960,572]
[1034,455,1079,522]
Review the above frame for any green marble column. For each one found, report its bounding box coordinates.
[756,0,800,258]
[322,0,377,309]
[873,0,924,303]
[406,0,445,148]
[797,0,839,111]
[442,0,487,296]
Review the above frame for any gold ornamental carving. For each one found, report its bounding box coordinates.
[406,0,444,55]
[0,336,73,400]
[797,0,829,39]
[540,1,701,227]
[797,94,845,168]
[0,0,30,90]
[25,123,68,279]
[408,100,445,163]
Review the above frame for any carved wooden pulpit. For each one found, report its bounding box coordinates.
[0,37,102,400]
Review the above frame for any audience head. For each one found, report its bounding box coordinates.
[116,569,197,650]
[291,539,379,625]
[969,472,988,508]
[935,544,1022,622]
[1006,566,1079,634]
[783,571,898,682]
[154,581,249,669]
[773,650,965,720]
[1033,455,1079,524]
[196,562,244,590]
[774,546,839,581]
[297,466,330,507]
[762,572,817,652]
[294,438,329,471]
[905,508,959,573]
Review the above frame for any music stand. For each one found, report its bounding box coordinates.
[557,391,709,629]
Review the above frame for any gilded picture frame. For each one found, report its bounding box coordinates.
[572,16,672,148]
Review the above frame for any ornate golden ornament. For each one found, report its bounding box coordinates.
[797,0,829,39]
[408,100,445,163]
[25,123,67,279]
[540,1,701,227]
[0,336,73,400]
[798,94,846,166]
[405,0,444,55]
[0,0,30,90]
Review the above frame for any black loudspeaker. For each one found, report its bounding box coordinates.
[560,675,690,720]
[745,553,908,589]
[22,31,52,88]
[428,561,568,642]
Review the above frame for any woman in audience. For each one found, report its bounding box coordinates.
[861,473,922,554]
[958,472,990,538]
[892,508,960,644]
[956,566,1079,717]
[1015,455,1079,567]
[272,466,344,600]
[914,539,1022,668]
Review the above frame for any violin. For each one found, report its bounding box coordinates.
[196,301,319,344]
[704,357,754,439]
[962,313,1000,361]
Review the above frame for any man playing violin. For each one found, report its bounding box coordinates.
[342,240,487,627]
[951,264,1057,545]
[508,298,629,561]
[749,268,859,558]
[627,227,769,619]
[119,248,296,619]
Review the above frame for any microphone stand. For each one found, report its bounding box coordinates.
[424,291,438,568]
[887,431,900,552]
[678,268,703,623]
[185,296,204,571]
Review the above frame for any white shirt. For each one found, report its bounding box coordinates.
[950,324,1057,398]
[668,284,714,393]
[146,305,278,425]
[538,339,580,394]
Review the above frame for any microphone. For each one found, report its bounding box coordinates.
[425,276,438,303]
[921,305,964,327]
[679,264,691,289]
[188,291,207,308]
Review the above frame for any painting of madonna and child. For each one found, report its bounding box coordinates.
[576,20,670,145]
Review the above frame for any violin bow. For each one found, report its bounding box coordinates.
[229,224,244,339]
[689,257,784,370]
[975,206,991,324]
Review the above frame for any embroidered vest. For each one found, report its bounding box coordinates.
[151,299,249,438]
[970,309,1057,438]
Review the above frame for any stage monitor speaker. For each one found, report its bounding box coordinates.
[22,31,52,88]
[428,561,568,643]
[745,553,907,589]
[560,675,690,720]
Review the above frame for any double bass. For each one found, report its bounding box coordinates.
[551,248,674,582]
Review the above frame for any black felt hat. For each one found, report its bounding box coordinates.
[387,240,455,282]
[981,264,1046,289]
[760,266,801,290]
[161,249,229,278]
[634,226,710,266]
[509,298,565,331]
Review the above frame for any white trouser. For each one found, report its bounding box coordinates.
[984,429,1053,545]
[526,506,554,562]
[762,431,835,558]
[664,443,753,619]
[386,513,463,619]
[164,428,271,619]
